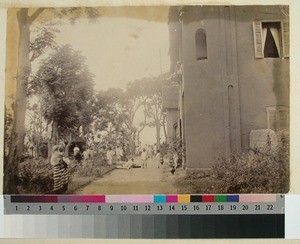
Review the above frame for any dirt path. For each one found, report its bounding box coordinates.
[74,156,179,194]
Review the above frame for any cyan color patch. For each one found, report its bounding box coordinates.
[154,195,166,203]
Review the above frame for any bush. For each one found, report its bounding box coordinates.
[17,155,110,194]
[72,159,104,178]
[18,158,53,194]
[212,146,289,193]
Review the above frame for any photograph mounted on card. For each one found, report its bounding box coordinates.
[3,5,289,194]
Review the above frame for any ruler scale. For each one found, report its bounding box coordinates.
[2,194,285,238]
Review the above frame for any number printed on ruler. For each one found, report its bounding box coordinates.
[7,202,282,215]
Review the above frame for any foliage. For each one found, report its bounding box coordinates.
[175,176,222,194]
[212,143,289,193]
[167,138,185,168]
[71,160,106,178]
[29,23,59,63]
[5,7,100,193]
[32,45,95,138]
[17,158,53,194]
[17,154,109,194]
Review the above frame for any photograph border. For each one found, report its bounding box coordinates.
[0,0,298,195]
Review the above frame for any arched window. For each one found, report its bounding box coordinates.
[195,29,207,60]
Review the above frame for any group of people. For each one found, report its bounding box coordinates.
[49,141,180,194]
[73,145,94,163]
[50,143,95,194]
[106,145,125,167]
[136,144,155,158]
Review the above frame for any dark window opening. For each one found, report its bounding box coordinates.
[262,22,281,58]
[195,29,207,60]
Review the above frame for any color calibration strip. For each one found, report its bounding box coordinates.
[3,194,284,215]
[7,194,278,203]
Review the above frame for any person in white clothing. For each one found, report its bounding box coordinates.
[73,145,80,156]
[106,147,114,167]
[116,146,123,162]
[141,148,148,168]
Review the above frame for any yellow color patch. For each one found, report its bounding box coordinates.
[178,195,190,203]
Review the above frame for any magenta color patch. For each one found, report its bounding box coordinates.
[81,195,106,203]
[57,195,105,203]
[166,195,178,203]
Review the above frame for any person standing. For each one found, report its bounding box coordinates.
[155,150,163,168]
[73,145,80,156]
[50,143,70,194]
[116,145,123,162]
[106,147,113,167]
[141,148,148,168]
[73,144,82,164]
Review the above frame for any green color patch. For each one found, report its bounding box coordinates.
[215,195,227,202]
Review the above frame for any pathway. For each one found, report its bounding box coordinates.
[74,156,179,194]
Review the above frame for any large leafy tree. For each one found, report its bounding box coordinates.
[4,7,99,193]
[32,45,95,156]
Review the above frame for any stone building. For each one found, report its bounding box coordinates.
[163,5,289,171]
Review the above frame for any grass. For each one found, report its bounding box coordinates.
[174,173,222,194]
[66,161,115,194]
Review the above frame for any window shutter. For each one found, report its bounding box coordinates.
[281,20,289,58]
[253,21,264,58]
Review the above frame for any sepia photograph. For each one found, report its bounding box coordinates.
[3,5,289,195]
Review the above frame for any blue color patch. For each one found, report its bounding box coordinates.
[154,195,166,203]
[227,195,239,202]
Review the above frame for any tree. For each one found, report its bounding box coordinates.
[4,7,99,193]
[136,107,147,147]
[145,89,164,150]
[130,75,167,150]
[26,102,47,158]
[4,105,13,158]
[32,45,95,157]
[93,88,133,152]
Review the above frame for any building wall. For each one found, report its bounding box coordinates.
[182,7,228,168]
[179,6,289,169]
[166,109,179,142]
[234,6,289,148]
[162,84,180,143]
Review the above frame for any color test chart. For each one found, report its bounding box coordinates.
[0,194,290,238]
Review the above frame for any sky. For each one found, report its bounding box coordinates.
[52,15,171,145]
